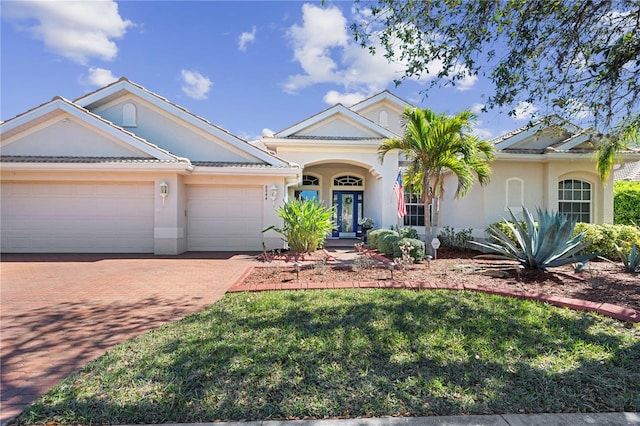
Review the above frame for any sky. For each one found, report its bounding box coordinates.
[1,0,545,142]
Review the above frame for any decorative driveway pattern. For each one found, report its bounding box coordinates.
[0,253,254,424]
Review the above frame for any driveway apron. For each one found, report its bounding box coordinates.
[0,252,254,424]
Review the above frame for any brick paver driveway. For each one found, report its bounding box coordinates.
[0,252,254,424]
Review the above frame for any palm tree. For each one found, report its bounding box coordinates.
[378,107,496,238]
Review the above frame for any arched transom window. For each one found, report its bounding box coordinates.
[302,175,319,186]
[558,179,591,223]
[295,174,320,201]
[333,175,363,186]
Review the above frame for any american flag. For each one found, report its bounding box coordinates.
[393,172,407,219]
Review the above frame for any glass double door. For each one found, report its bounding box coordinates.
[332,191,363,238]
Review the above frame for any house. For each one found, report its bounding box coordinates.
[1,78,300,254]
[2,78,636,254]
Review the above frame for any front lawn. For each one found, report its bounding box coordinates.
[19,289,640,424]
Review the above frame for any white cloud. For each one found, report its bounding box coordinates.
[454,74,478,91]
[565,99,593,120]
[470,103,486,114]
[238,26,257,52]
[262,128,275,137]
[3,0,132,65]
[86,67,118,87]
[180,70,212,100]
[283,4,443,101]
[513,101,539,121]
[323,90,366,106]
[473,126,493,139]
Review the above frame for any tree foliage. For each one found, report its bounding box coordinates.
[351,0,640,140]
[378,107,495,234]
[614,180,640,225]
[263,198,335,253]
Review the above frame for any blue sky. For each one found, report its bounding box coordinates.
[1,1,541,142]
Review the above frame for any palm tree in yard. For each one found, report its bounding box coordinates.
[378,107,496,238]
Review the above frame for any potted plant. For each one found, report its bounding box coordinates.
[358,217,375,242]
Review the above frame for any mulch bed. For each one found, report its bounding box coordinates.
[240,247,640,321]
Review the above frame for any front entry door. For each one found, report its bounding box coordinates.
[332,191,363,238]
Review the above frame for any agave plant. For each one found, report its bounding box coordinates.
[616,243,640,273]
[471,207,597,270]
[263,198,335,253]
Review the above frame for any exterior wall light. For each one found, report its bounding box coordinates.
[160,181,169,206]
[269,184,278,205]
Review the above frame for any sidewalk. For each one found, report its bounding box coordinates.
[128,412,640,426]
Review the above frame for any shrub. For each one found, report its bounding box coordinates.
[392,237,426,261]
[574,223,640,260]
[472,207,597,270]
[438,226,474,250]
[263,198,335,253]
[399,227,419,239]
[378,231,401,256]
[368,229,396,250]
[614,181,640,225]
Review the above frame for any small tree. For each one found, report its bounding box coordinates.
[263,198,335,254]
[378,107,495,238]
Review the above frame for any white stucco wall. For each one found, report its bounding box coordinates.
[1,114,148,158]
[436,157,613,241]
[91,97,256,162]
[354,103,404,136]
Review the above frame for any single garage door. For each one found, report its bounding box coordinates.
[1,181,154,253]
[187,185,263,251]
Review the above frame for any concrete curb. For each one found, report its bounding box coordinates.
[122,412,640,426]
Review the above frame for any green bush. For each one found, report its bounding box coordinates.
[399,227,419,239]
[614,181,640,225]
[438,226,474,250]
[379,231,401,256]
[368,229,397,250]
[263,198,335,253]
[392,238,426,261]
[574,223,640,260]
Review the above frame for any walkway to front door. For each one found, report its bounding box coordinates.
[332,190,363,238]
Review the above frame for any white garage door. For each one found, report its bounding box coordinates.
[187,185,263,251]
[1,182,154,253]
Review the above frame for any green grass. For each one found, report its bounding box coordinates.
[20,289,640,424]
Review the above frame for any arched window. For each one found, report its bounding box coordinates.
[295,174,320,201]
[558,179,591,222]
[505,177,524,213]
[122,103,137,127]
[333,175,363,186]
[379,110,389,127]
[302,175,319,186]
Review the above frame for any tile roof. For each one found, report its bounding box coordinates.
[0,156,188,164]
[614,160,640,181]
[279,136,386,141]
[191,161,281,168]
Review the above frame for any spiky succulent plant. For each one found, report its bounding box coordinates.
[471,207,597,270]
[616,243,640,273]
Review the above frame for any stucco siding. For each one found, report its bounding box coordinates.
[355,104,404,136]
[1,115,148,158]
[295,116,383,138]
[92,98,257,162]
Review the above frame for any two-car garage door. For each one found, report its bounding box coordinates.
[1,182,154,253]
